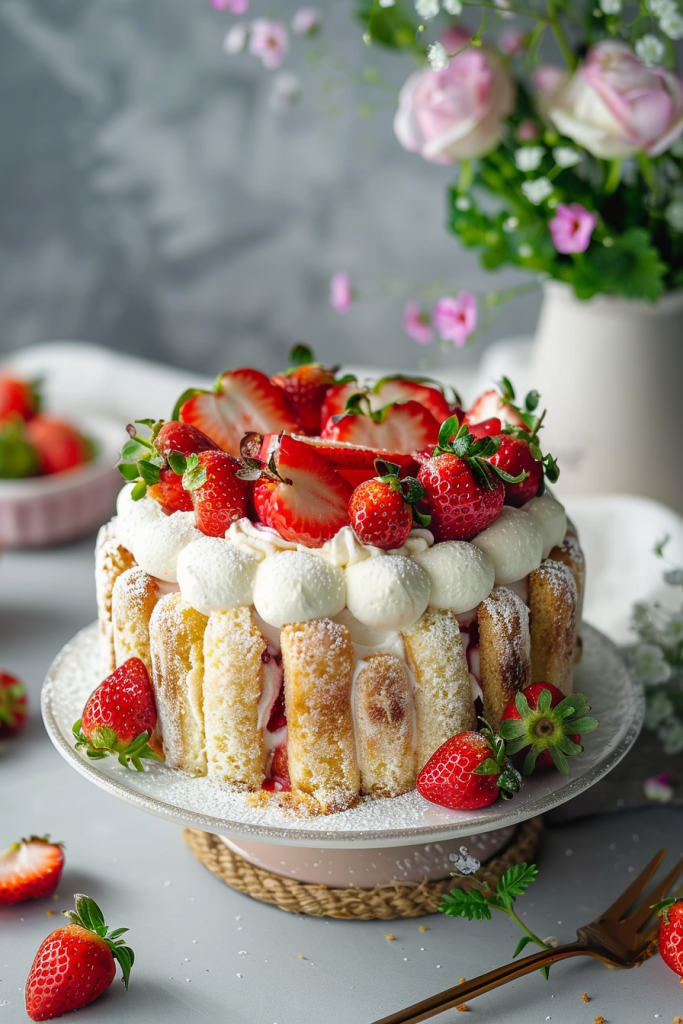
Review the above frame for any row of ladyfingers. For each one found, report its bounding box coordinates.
[95,524,583,814]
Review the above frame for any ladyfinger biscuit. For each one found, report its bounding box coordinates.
[280,618,360,814]
[549,520,586,664]
[112,566,160,676]
[203,607,268,789]
[149,592,208,775]
[478,588,531,729]
[402,608,475,770]
[528,559,578,695]
[354,654,416,798]
[95,522,135,674]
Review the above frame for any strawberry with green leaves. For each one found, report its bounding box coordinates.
[654,897,683,978]
[0,670,27,737]
[0,836,64,905]
[416,723,521,810]
[0,373,40,422]
[25,894,133,1021]
[73,658,163,771]
[270,345,354,435]
[417,416,524,541]
[500,684,598,776]
[348,460,429,550]
[182,450,250,537]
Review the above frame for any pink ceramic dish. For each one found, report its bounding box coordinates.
[0,414,123,549]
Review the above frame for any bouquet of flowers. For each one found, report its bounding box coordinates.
[214,0,683,345]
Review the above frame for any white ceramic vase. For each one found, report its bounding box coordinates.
[530,281,683,515]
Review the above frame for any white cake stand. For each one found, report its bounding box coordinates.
[42,623,642,886]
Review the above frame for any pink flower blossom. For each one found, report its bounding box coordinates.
[249,19,288,70]
[516,119,540,142]
[500,29,525,56]
[432,292,477,346]
[330,273,353,313]
[402,302,434,344]
[291,7,320,35]
[210,0,248,12]
[549,203,597,254]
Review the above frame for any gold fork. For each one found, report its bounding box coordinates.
[370,849,682,1024]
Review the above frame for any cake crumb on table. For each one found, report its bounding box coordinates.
[594,1017,606,1024]
[581,993,591,1002]
[455,1005,469,1012]
[459,977,466,983]
[385,934,394,941]
[419,925,428,932]
[674,1017,683,1023]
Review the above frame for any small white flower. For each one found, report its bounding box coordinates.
[648,0,676,14]
[521,177,553,204]
[427,41,450,70]
[379,0,396,6]
[599,0,622,12]
[665,199,683,231]
[455,196,471,210]
[269,72,301,112]
[449,846,481,875]
[543,936,559,948]
[645,690,673,729]
[659,716,683,754]
[442,0,463,13]
[223,22,248,55]
[635,33,666,65]
[503,216,519,231]
[514,146,545,172]
[518,243,534,257]
[636,643,672,685]
[552,146,581,168]
[416,0,440,19]
[494,0,514,17]
[661,10,683,37]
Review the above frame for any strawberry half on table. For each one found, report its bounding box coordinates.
[417,724,521,810]
[0,670,27,738]
[73,658,163,771]
[270,345,355,435]
[25,894,134,1021]
[499,683,598,776]
[0,836,64,906]
[177,368,298,457]
[245,432,353,547]
[416,415,524,541]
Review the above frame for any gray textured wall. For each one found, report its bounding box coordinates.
[0,0,540,376]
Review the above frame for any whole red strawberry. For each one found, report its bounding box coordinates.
[148,466,194,512]
[656,898,683,978]
[0,373,40,421]
[26,416,91,475]
[0,670,27,737]
[499,683,598,776]
[488,434,542,507]
[182,450,250,537]
[73,657,162,771]
[417,726,521,810]
[349,461,428,550]
[25,894,134,1021]
[0,836,64,905]
[417,416,520,541]
[270,345,339,435]
[251,433,352,547]
[153,420,220,460]
[118,419,219,512]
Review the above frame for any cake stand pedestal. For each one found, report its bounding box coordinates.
[182,818,543,920]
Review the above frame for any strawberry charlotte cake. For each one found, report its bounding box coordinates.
[94,354,585,816]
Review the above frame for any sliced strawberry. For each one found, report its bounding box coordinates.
[369,375,462,425]
[252,434,352,547]
[320,381,361,431]
[270,345,339,435]
[179,368,298,457]
[0,836,64,905]
[321,396,439,454]
[182,450,250,537]
[251,432,418,487]
[465,389,527,430]
[262,743,291,792]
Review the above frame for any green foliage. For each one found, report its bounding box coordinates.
[354,0,419,51]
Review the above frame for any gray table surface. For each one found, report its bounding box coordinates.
[1,535,683,1024]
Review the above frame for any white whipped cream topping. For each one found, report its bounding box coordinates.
[345,555,430,631]
[133,511,202,583]
[522,492,567,559]
[116,484,167,552]
[414,540,495,614]
[333,607,406,660]
[225,518,297,560]
[471,506,543,586]
[176,536,260,616]
[253,549,347,628]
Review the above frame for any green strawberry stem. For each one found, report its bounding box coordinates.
[72,719,162,773]
[63,894,134,989]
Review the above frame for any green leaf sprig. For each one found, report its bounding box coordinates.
[64,894,135,989]
[431,415,527,492]
[440,862,553,979]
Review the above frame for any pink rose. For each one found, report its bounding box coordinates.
[547,42,683,159]
[394,39,515,163]
[549,203,597,254]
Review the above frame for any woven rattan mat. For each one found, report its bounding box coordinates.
[183,816,543,920]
